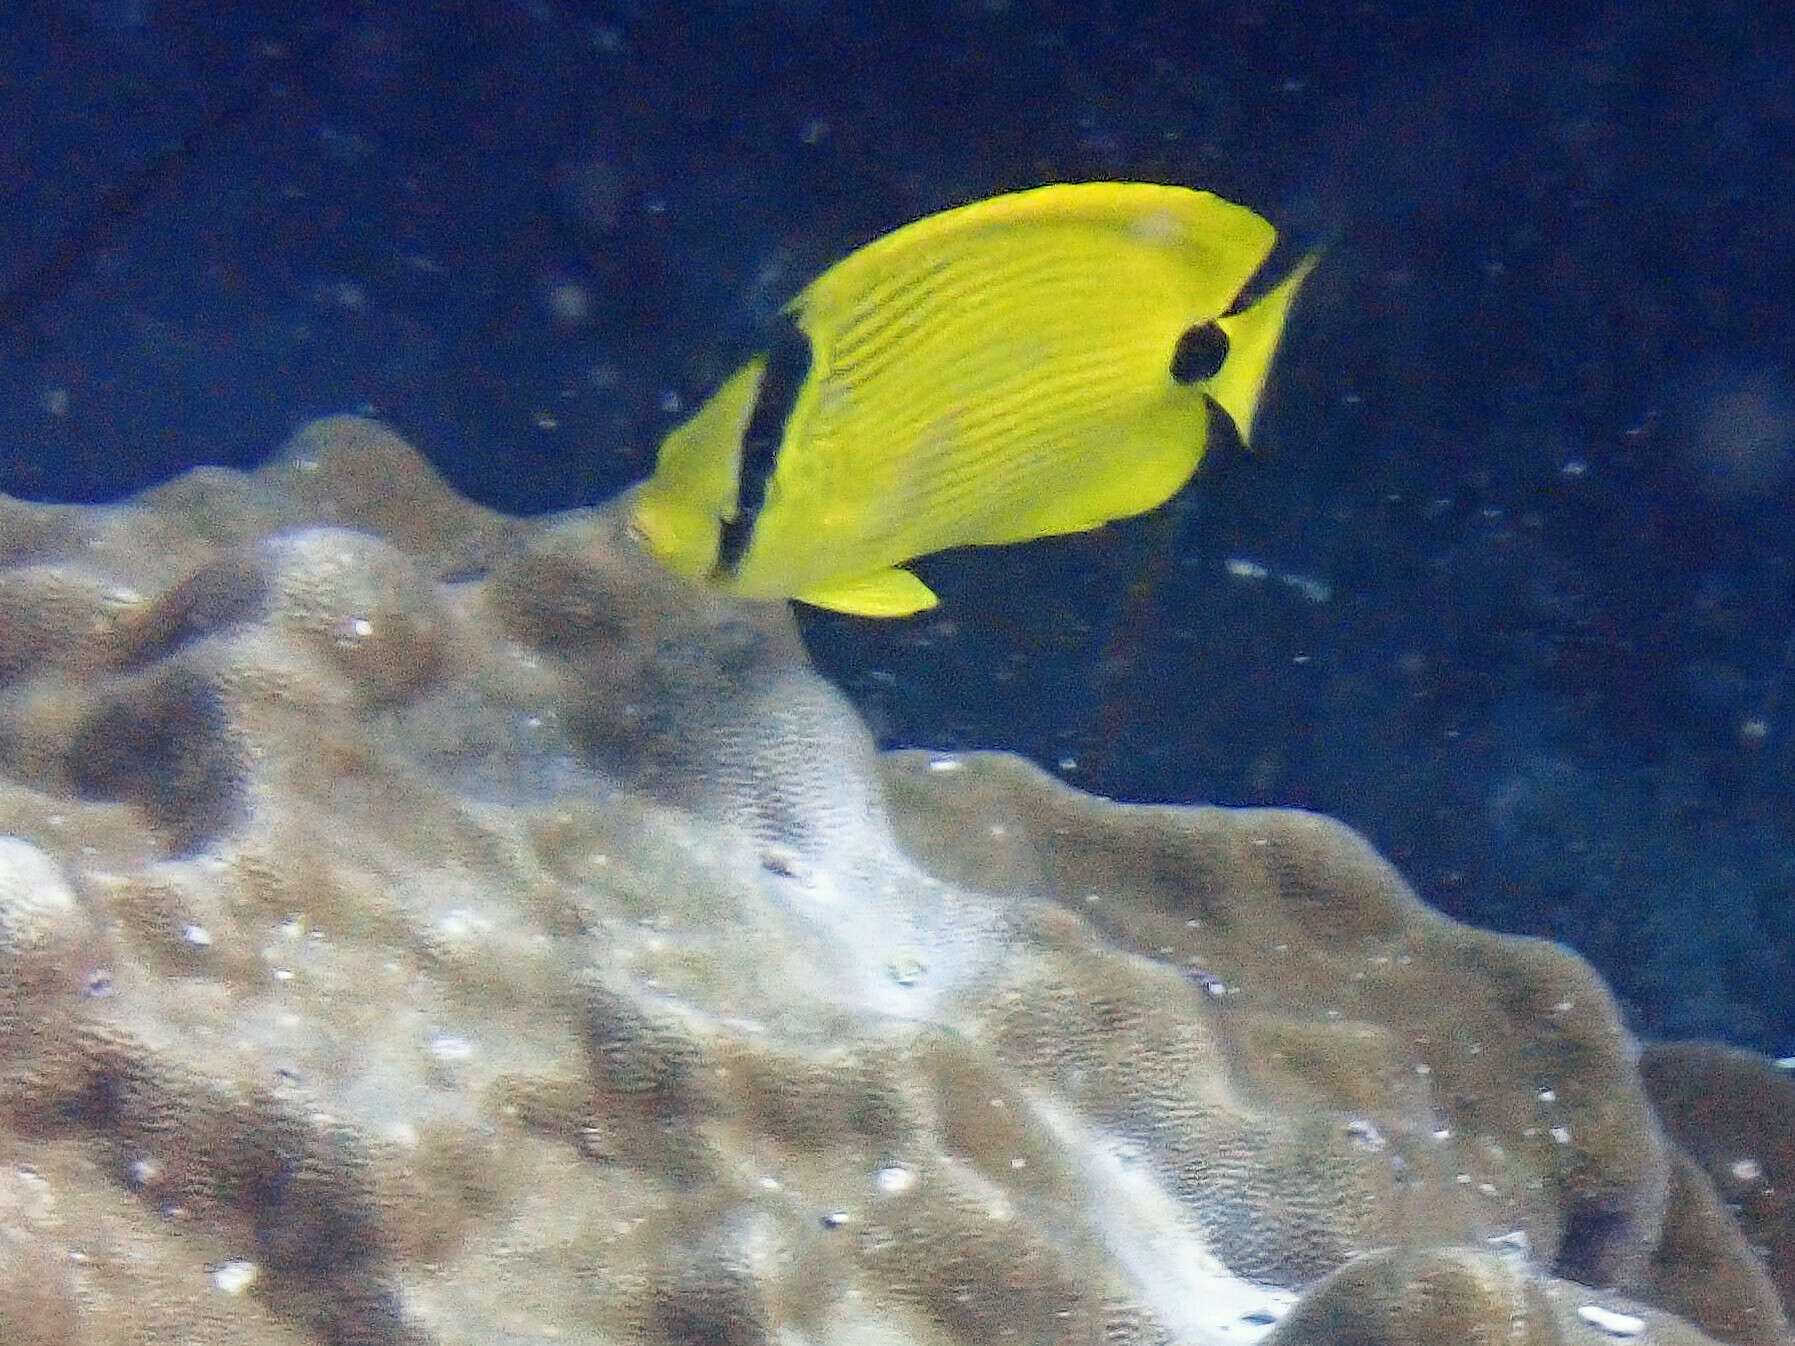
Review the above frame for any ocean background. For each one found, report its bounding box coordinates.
[2,0,1791,1056]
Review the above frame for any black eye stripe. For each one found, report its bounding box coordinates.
[1169,321,1229,385]
[715,314,813,577]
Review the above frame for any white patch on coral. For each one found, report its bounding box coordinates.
[1028,1097,1296,1345]
[212,1259,259,1295]
[0,837,80,949]
[1577,1303,1647,1338]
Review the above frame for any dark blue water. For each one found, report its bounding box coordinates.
[4,0,1792,1055]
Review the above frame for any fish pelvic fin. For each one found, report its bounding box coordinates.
[795,566,939,617]
[1209,249,1319,448]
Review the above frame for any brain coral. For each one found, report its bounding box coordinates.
[0,415,1787,1346]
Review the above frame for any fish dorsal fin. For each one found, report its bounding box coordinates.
[795,566,939,617]
[794,182,1276,331]
[1209,250,1319,447]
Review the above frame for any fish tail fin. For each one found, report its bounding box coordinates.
[1209,249,1319,448]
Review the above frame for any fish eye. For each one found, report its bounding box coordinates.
[1169,321,1229,384]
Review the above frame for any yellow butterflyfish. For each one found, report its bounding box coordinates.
[628,181,1315,618]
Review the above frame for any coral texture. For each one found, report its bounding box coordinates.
[1641,1042,1795,1320]
[0,415,1787,1346]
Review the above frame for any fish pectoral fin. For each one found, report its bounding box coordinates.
[795,567,940,617]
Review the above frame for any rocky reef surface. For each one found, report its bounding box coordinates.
[0,415,1789,1346]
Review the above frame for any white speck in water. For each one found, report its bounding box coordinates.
[1730,1156,1764,1183]
[1280,572,1331,604]
[546,281,592,324]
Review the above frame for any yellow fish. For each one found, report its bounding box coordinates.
[628,181,1314,617]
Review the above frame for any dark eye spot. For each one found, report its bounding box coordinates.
[1169,321,1229,384]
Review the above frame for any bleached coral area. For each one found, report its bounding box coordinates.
[0,416,1788,1346]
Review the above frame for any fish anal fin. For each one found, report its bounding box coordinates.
[795,567,939,617]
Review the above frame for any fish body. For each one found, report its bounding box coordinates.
[629,181,1314,617]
